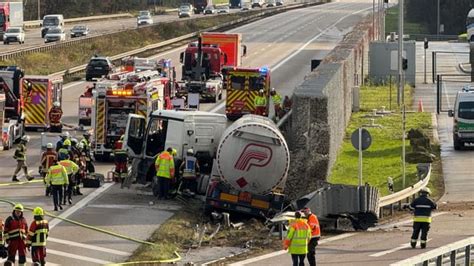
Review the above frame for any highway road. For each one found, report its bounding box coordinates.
[0,9,243,54]
[0,1,374,264]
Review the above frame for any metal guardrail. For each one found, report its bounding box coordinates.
[44,3,310,78]
[0,3,307,62]
[391,237,473,266]
[23,13,133,28]
[379,164,431,207]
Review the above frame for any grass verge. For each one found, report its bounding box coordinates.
[0,12,258,75]
[328,84,442,198]
[385,6,428,35]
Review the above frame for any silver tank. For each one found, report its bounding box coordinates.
[216,114,290,194]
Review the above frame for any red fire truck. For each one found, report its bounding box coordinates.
[91,71,172,161]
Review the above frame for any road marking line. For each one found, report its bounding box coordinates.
[47,248,112,264]
[209,6,370,115]
[369,239,432,257]
[229,233,357,265]
[0,258,60,266]
[48,237,132,256]
[48,182,115,229]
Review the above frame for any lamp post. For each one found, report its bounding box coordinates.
[437,0,440,35]
[37,0,41,21]
[398,0,406,188]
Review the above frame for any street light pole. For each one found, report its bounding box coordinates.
[398,0,406,188]
[373,0,375,40]
[37,0,41,21]
[437,0,440,35]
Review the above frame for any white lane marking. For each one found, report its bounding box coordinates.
[48,182,115,229]
[48,237,132,256]
[368,212,446,231]
[209,6,371,115]
[47,248,112,264]
[369,239,432,257]
[0,258,60,266]
[229,233,357,265]
[63,81,86,91]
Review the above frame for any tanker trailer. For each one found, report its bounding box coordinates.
[205,114,290,217]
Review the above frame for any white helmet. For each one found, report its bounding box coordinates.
[187,148,194,155]
[259,89,264,93]
[53,101,60,107]
[21,135,30,142]
[420,187,431,195]
[47,143,53,149]
[270,87,276,92]
[61,132,70,138]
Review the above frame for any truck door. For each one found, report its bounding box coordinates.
[124,114,146,158]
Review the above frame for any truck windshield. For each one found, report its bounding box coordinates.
[459,101,474,119]
[0,13,5,26]
[43,18,59,26]
[146,117,167,156]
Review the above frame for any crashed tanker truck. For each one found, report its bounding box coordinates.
[123,110,289,216]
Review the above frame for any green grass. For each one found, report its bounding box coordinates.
[328,85,435,196]
[385,6,428,35]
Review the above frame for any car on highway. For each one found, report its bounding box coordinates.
[204,5,217,15]
[70,25,90,38]
[276,0,284,6]
[178,5,193,18]
[137,14,153,26]
[3,27,25,44]
[217,6,230,13]
[85,56,114,81]
[449,85,474,150]
[266,0,276,7]
[44,27,66,43]
[241,3,252,11]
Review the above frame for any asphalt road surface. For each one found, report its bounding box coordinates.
[0,1,374,264]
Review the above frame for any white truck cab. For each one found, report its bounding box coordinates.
[448,85,474,150]
[124,109,227,184]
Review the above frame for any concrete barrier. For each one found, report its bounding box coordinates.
[285,14,378,200]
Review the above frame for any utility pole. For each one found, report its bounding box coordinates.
[372,0,375,40]
[37,0,41,21]
[437,0,440,35]
[398,0,406,188]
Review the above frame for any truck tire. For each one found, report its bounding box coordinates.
[454,138,462,150]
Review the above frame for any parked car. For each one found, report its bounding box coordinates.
[179,5,193,18]
[3,27,25,44]
[85,56,114,81]
[217,6,230,13]
[276,0,284,6]
[137,15,153,25]
[204,5,217,14]
[241,3,252,11]
[70,25,90,38]
[44,27,66,43]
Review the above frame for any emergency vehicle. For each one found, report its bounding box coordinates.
[224,66,271,120]
[0,66,25,149]
[91,70,172,161]
[21,75,63,131]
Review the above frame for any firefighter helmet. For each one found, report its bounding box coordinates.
[33,207,44,216]
[63,139,71,146]
[53,101,60,107]
[47,143,53,149]
[187,148,194,155]
[70,138,78,146]
[14,203,24,212]
[61,132,70,139]
[21,135,30,143]
[259,89,264,94]
[271,87,276,92]
[420,187,431,195]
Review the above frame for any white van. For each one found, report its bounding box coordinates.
[448,85,474,150]
[41,14,64,38]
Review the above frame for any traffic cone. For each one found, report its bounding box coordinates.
[418,99,424,112]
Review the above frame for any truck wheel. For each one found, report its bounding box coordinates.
[454,138,462,150]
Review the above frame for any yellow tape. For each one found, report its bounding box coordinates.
[0,180,43,187]
[0,198,181,264]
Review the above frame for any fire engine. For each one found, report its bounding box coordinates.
[223,66,271,120]
[0,66,25,149]
[177,32,244,103]
[21,75,63,131]
[91,70,172,161]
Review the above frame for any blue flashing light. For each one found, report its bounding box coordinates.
[259,66,269,75]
